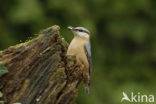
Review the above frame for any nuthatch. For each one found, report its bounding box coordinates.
[67,26,91,94]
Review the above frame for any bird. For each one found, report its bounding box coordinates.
[67,26,91,94]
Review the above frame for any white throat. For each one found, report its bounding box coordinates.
[74,31,89,38]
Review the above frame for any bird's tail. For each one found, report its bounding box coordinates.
[85,86,90,94]
[84,75,90,94]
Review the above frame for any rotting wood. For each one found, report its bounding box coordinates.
[0,25,83,104]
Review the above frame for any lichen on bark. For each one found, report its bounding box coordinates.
[0,25,83,104]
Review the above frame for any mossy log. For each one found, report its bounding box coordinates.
[0,25,83,104]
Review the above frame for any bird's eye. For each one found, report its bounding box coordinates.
[79,30,83,32]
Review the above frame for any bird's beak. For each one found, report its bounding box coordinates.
[67,26,73,31]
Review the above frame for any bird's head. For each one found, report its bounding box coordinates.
[67,26,90,38]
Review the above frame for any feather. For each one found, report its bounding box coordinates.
[84,42,92,81]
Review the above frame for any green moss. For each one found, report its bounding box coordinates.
[0,101,4,104]
[56,34,68,53]
[0,91,2,98]
[55,68,66,79]
[14,37,37,49]
[0,62,8,78]
[0,51,3,55]
[2,60,9,65]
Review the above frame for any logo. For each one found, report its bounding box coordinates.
[121,92,154,103]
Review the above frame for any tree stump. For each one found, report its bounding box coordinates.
[0,25,83,104]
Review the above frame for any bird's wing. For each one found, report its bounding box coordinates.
[84,42,92,75]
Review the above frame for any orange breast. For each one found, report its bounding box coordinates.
[67,36,89,69]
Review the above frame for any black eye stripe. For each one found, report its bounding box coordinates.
[82,30,90,34]
[79,30,83,32]
[75,29,89,34]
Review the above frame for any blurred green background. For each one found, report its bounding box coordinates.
[0,0,156,104]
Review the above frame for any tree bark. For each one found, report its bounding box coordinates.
[0,25,83,104]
